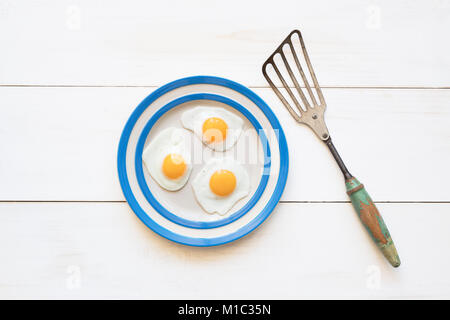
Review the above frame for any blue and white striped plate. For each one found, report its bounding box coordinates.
[117,76,288,246]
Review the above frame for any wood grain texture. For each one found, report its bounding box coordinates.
[0,87,448,201]
[0,202,449,299]
[0,0,449,87]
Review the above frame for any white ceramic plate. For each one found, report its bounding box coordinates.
[117,76,288,246]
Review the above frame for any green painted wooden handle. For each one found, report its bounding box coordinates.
[345,177,401,267]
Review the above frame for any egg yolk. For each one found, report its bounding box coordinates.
[202,117,228,143]
[209,169,236,196]
[162,154,186,179]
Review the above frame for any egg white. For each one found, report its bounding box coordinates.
[181,106,244,152]
[191,157,250,215]
[142,127,192,191]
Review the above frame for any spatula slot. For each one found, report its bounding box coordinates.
[262,60,303,121]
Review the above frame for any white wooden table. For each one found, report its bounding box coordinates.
[1,0,449,299]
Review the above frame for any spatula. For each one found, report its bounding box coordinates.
[262,30,400,267]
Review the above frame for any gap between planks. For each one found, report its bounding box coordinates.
[0,200,449,204]
[0,84,449,90]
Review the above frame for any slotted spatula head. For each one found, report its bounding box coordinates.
[262,30,330,141]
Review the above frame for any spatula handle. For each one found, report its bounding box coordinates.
[345,177,401,267]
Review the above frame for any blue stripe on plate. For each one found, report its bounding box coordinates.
[134,93,271,229]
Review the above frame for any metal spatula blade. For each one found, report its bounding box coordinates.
[262,30,401,267]
[263,30,330,141]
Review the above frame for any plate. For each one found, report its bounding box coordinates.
[117,76,288,246]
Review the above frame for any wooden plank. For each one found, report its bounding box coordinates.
[0,202,449,299]
[0,0,449,87]
[0,87,448,201]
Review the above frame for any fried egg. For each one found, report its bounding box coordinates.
[181,107,244,151]
[192,157,250,215]
[142,127,192,191]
